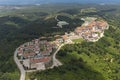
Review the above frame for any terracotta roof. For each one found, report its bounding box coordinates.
[88,21,96,27]
[96,21,108,27]
[62,35,68,40]
[87,20,108,28]
[23,52,36,58]
[83,32,91,35]
[75,26,86,33]
[91,30,97,33]
[30,57,51,63]
[41,50,49,55]
[74,20,108,40]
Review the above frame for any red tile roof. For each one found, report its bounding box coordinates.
[96,21,108,27]
[30,57,51,63]
[75,20,108,33]
[23,52,36,58]
[62,35,68,40]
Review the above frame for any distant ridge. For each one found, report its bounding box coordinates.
[0,0,120,5]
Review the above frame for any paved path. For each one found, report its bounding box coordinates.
[14,49,25,80]
[50,44,64,68]
[55,15,60,21]
[14,44,64,80]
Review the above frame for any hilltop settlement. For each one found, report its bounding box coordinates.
[16,17,109,71]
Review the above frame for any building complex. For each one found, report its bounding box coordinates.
[17,17,109,71]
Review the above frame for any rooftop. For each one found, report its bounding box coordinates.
[30,57,51,63]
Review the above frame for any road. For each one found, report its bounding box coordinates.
[14,49,25,80]
[50,44,64,68]
[55,15,60,21]
[14,44,64,80]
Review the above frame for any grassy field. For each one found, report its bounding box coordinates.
[72,38,84,43]
[69,52,120,80]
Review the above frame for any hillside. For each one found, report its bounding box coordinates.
[0,3,120,80]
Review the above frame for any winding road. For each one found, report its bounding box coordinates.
[50,44,64,68]
[14,44,64,80]
[55,15,60,21]
[14,49,25,80]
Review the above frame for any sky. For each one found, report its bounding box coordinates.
[0,0,120,5]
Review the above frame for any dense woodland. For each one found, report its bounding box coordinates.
[0,3,120,80]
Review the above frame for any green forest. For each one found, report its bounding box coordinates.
[0,3,120,80]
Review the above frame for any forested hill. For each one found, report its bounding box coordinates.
[0,4,120,80]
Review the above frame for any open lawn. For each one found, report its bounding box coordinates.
[72,38,84,43]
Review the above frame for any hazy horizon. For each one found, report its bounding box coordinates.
[0,0,120,5]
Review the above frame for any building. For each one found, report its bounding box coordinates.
[62,35,72,43]
[17,39,55,70]
[23,57,52,70]
[74,20,109,42]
